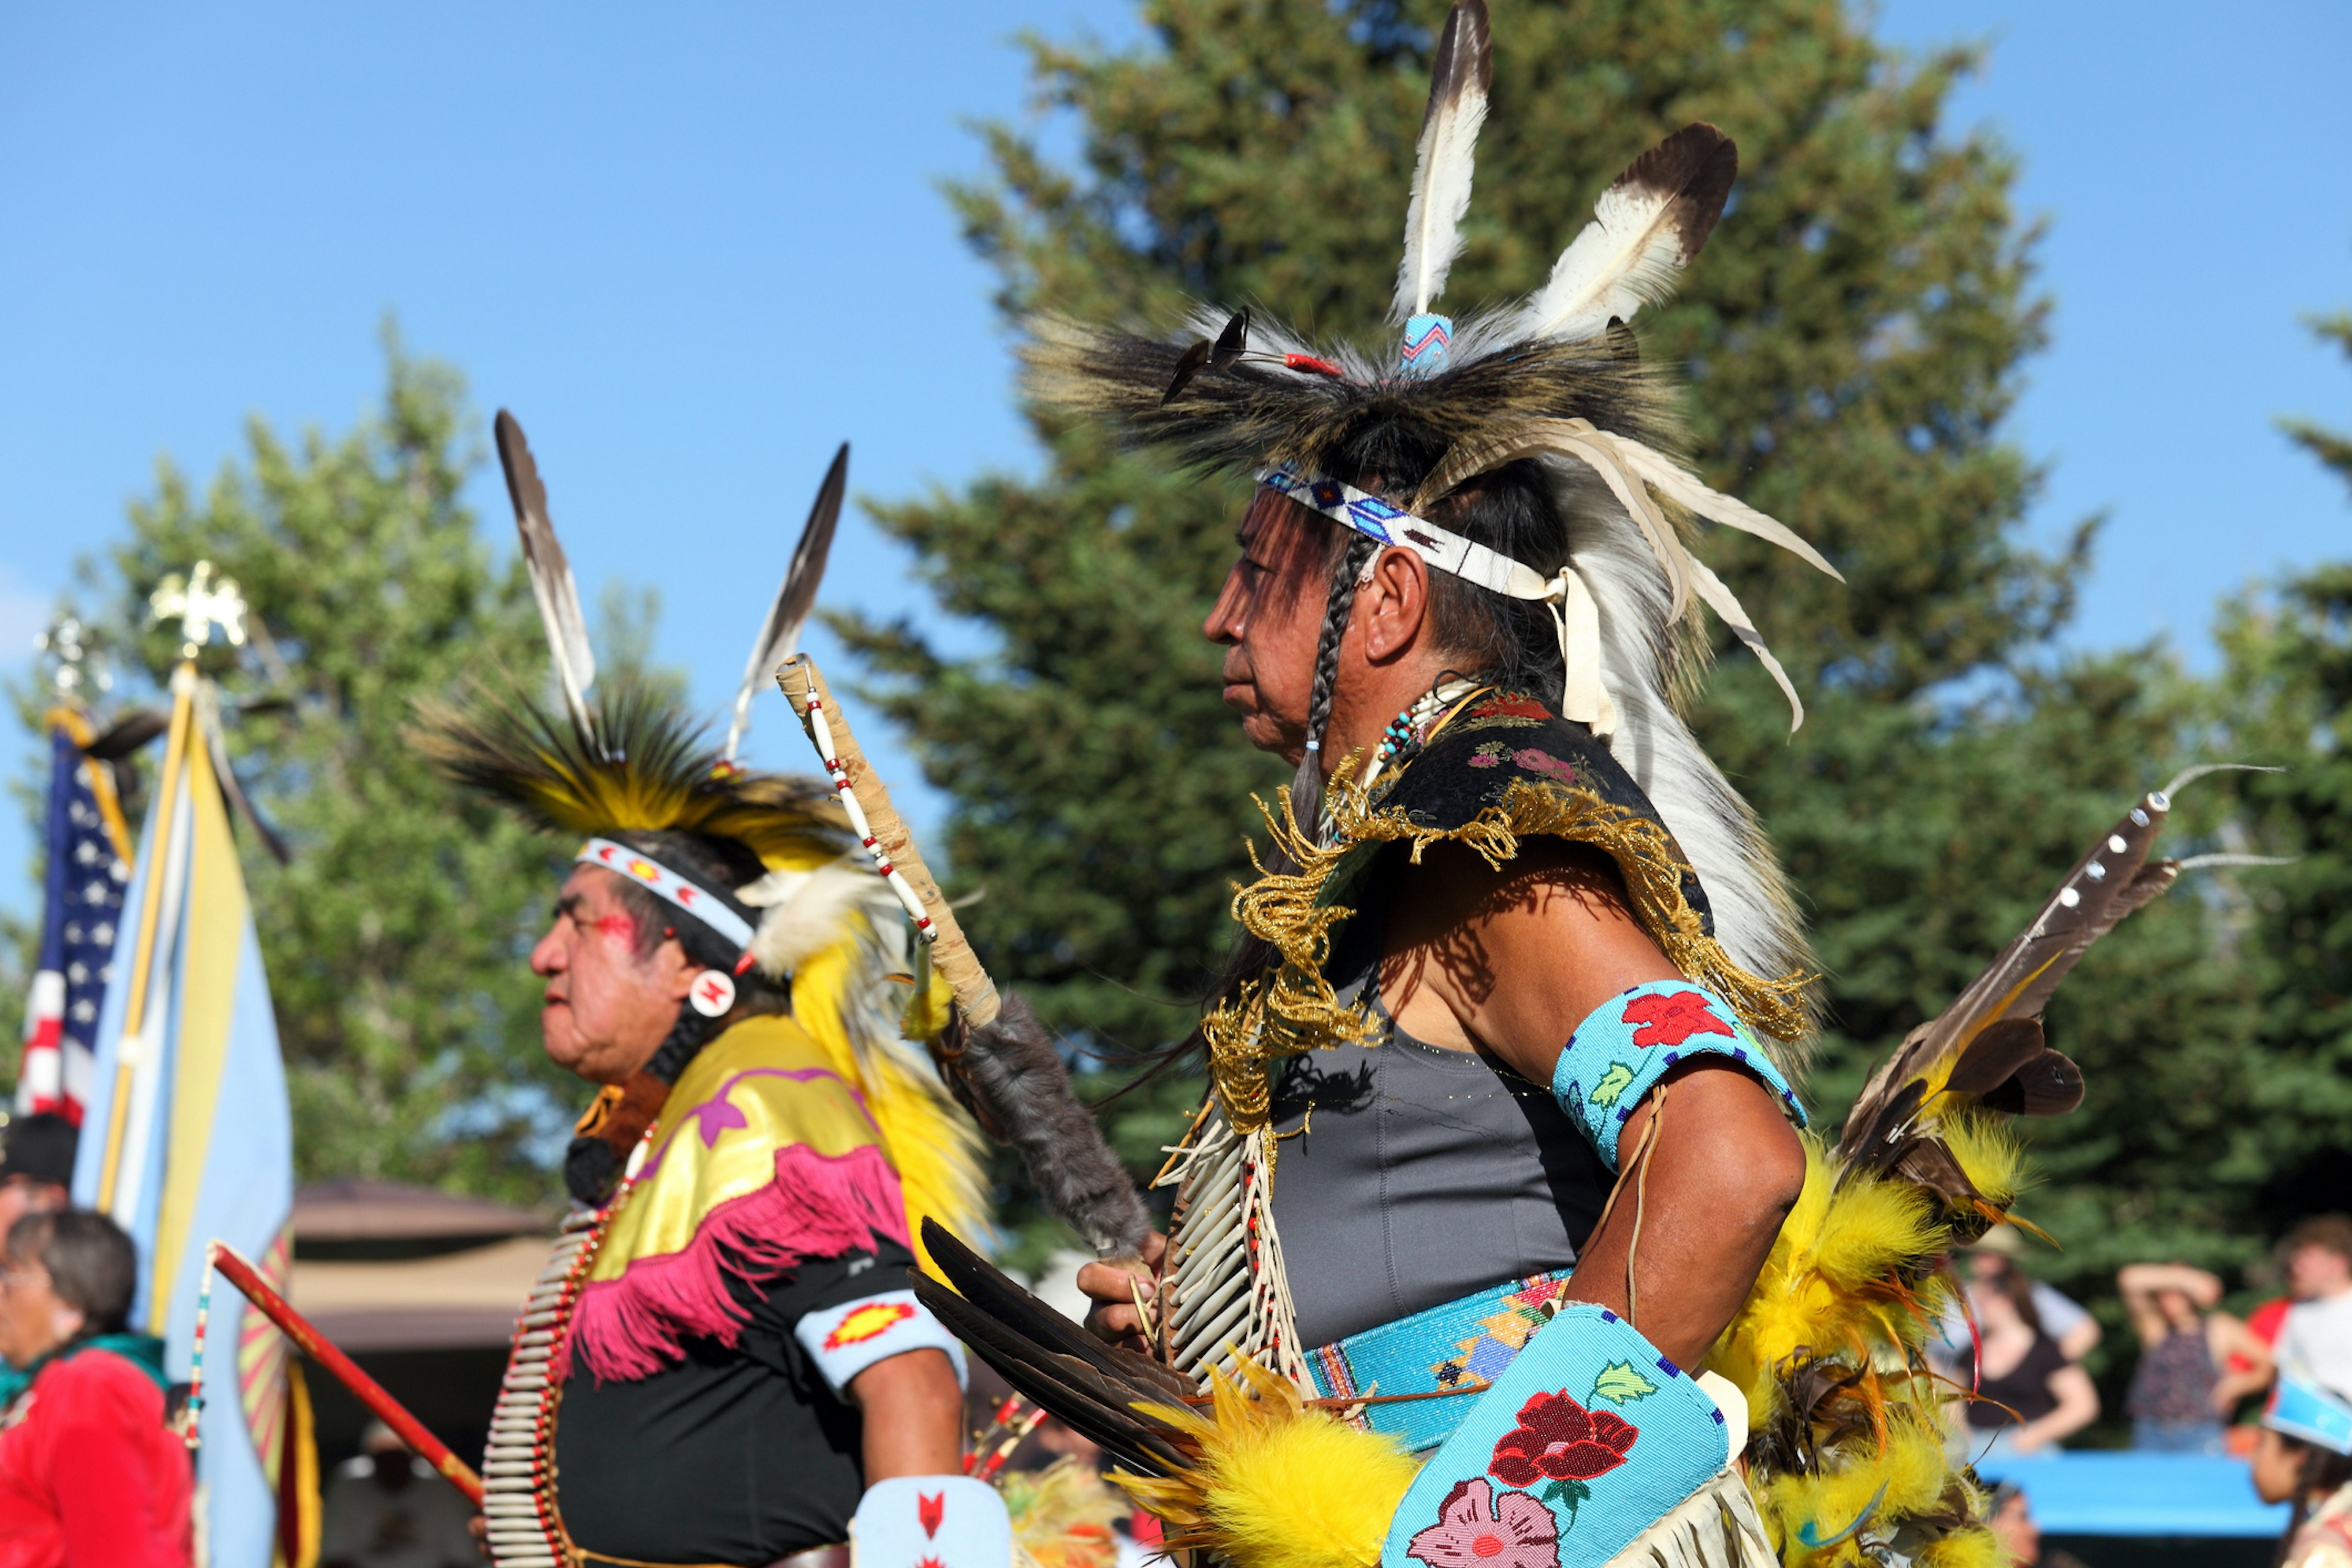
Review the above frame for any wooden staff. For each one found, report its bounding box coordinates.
[208,1242,484,1504]
[775,655,1000,1027]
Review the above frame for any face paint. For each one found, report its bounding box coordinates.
[594,913,639,944]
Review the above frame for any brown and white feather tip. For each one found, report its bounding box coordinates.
[725,442,848,763]
[493,409,597,731]
[1838,785,2180,1169]
[1517,123,1737,345]
[1392,0,1493,323]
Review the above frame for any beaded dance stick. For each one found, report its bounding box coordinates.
[775,654,1001,1027]
[198,1240,484,1502]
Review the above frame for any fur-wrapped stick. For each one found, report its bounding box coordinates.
[775,655,1151,1259]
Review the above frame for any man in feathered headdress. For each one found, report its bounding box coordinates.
[907,6,2171,1566]
[418,420,999,1567]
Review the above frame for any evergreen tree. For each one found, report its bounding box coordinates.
[2206,308,2352,1234]
[58,334,578,1200]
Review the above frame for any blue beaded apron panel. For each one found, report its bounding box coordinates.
[1303,1269,1575,1453]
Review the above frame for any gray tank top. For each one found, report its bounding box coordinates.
[1266,982,1611,1349]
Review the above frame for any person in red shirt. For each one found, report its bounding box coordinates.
[0,1209,192,1568]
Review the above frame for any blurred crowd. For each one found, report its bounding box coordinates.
[1936,1213,2352,1566]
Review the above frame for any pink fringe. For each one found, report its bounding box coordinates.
[558,1142,911,1384]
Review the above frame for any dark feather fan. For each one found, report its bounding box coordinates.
[913,1219,1198,1475]
[410,676,847,868]
[1834,782,2194,1208]
[1033,312,1668,484]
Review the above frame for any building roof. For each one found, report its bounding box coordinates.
[292,1179,550,1243]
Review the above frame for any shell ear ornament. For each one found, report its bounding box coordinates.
[688,968,737,1018]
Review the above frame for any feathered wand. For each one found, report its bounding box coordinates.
[774,654,1151,1260]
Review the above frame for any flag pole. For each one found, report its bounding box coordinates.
[93,660,194,1212]
[96,560,250,1213]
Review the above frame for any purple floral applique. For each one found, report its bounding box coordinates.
[1406,1477,1560,1567]
[1512,748,1578,786]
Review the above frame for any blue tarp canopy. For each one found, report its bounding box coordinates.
[1977,1453,2291,1537]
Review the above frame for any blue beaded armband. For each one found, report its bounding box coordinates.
[1550,979,1805,1170]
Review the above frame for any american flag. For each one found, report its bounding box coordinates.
[17,717,132,1125]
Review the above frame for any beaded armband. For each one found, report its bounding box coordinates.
[794,1288,967,1397]
[1550,979,1805,1170]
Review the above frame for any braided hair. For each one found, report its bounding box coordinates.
[562,828,790,1202]
[1286,532,1380,836]
[1283,423,1573,840]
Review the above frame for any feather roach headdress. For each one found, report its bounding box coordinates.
[413,416,987,1248]
[415,414,863,977]
[1023,0,1840,988]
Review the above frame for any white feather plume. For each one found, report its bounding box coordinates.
[1391,1,1493,323]
[1539,455,1819,1061]
[1515,124,1736,345]
[494,410,597,732]
[738,858,892,980]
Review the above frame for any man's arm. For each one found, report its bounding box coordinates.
[2207,1311,2274,1414]
[1382,839,1807,1369]
[850,1349,965,1481]
[1082,839,1808,1367]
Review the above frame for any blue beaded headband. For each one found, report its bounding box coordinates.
[1254,466,1555,603]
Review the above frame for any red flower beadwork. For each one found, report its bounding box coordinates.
[1406,1478,1560,1568]
[1472,696,1552,720]
[1488,1390,1638,1485]
[1619,990,1735,1049]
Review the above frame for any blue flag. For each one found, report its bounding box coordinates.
[74,694,299,1567]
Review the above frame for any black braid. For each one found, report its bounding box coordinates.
[1286,533,1380,837]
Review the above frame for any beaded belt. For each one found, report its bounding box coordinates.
[1302,1268,1575,1453]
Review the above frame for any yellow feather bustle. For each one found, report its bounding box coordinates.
[1112,1358,1420,1568]
[1706,1118,2030,1566]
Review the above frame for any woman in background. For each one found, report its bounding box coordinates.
[1958,1266,2100,1458]
[0,1209,191,1568]
[2119,1261,2273,1452]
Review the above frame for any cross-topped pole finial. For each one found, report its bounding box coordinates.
[147,561,247,663]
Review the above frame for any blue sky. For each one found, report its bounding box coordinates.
[3,1,2348,922]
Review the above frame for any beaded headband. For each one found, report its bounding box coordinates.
[1256,464,1551,601]
[576,836,755,955]
[1256,456,1620,734]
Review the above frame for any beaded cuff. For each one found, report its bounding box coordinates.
[1378,1303,1736,1568]
[794,1289,967,1397]
[851,1476,1011,1565]
[1550,980,1805,1170]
